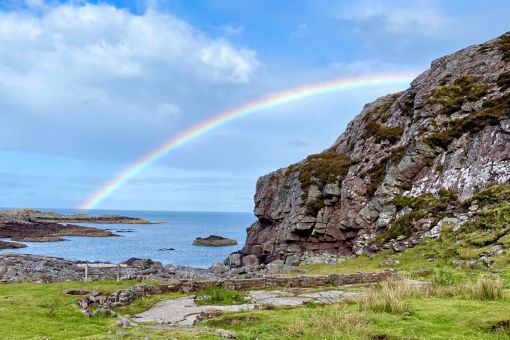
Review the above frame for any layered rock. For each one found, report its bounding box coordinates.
[242,32,510,264]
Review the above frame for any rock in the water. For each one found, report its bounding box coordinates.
[0,240,27,249]
[192,235,238,247]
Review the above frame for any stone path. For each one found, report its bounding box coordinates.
[133,289,357,326]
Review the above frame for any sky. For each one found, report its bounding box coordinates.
[1,0,509,212]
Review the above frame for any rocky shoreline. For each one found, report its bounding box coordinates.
[0,208,154,247]
[0,252,388,284]
[0,209,152,224]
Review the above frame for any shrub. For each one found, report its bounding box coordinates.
[431,269,456,287]
[363,121,403,143]
[428,75,487,115]
[424,92,510,149]
[195,287,248,305]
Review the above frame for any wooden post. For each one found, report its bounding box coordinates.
[84,264,88,282]
[116,265,120,282]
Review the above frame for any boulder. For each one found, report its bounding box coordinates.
[241,255,259,267]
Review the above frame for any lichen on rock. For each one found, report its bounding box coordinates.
[240,32,510,265]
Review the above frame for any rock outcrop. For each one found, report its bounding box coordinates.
[0,209,151,245]
[0,222,117,242]
[242,32,510,264]
[192,235,238,247]
[0,209,152,224]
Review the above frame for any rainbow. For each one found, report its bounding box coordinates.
[80,72,416,210]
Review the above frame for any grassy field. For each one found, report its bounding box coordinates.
[203,295,510,339]
[1,242,510,339]
[0,280,198,339]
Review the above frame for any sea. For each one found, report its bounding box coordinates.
[0,209,255,268]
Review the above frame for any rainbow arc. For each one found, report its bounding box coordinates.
[80,73,416,210]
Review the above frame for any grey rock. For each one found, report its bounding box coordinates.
[380,259,400,267]
[240,32,510,264]
[285,254,301,266]
[241,255,259,267]
[227,253,242,268]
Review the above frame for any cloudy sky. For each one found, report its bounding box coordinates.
[1,0,509,212]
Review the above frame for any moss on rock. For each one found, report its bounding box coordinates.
[428,75,488,116]
[371,190,458,245]
[424,92,510,149]
[288,149,353,217]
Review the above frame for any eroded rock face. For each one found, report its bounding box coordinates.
[241,32,510,264]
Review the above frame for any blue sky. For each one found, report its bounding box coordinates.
[1,0,509,212]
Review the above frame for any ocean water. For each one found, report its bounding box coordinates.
[0,209,255,268]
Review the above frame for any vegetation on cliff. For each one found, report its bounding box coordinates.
[428,75,487,115]
[288,148,353,216]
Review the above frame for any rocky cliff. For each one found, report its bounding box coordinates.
[241,32,510,265]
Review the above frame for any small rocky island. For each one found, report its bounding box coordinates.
[0,209,151,224]
[192,235,238,247]
[0,209,152,249]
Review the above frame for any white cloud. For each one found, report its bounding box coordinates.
[339,0,451,38]
[0,2,260,160]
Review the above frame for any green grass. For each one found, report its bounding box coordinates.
[201,294,510,339]
[195,287,249,305]
[0,280,198,339]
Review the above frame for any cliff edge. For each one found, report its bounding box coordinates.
[240,32,510,265]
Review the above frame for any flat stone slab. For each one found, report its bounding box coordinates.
[133,289,357,326]
[133,297,255,326]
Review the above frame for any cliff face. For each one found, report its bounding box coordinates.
[242,32,510,265]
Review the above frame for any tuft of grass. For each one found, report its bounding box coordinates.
[468,276,503,300]
[195,287,248,305]
[279,305,366,339]
[358,278,425,314]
